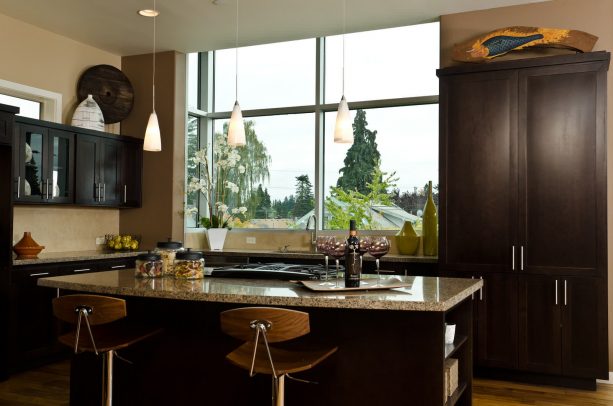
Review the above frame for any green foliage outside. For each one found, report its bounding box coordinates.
[326,165,398,230]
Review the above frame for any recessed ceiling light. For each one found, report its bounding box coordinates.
[138,9,159,17]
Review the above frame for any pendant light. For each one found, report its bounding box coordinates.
[334,0,353,144]
[143,0,162,152]
[227,0,246,147]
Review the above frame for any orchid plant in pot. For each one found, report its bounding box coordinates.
[185,134,247,250]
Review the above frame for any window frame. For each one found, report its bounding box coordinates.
[187,27,439,231]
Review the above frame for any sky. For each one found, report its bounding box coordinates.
[188,22,439,202]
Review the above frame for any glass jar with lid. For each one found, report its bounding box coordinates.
[173,249,205,279]
[135,252,163,278]
[154,238,184,276]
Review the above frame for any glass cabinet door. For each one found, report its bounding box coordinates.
[48,129,74,203]
[21,125,46,200]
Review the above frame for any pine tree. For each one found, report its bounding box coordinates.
[336,109,381,195]
[293,175,314,218]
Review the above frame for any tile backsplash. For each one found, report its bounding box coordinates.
[13,206,119,253]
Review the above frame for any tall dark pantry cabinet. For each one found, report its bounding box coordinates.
[0,103,18,381]
[438,52,609,388]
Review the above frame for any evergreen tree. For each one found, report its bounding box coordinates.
[293,175,314,218]
[336,109,381,194]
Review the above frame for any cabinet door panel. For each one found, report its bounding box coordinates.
[476,273,518,369]
[440,70,518,273]
[15,124,47,201]
[100,139,121,205]
[518,274,561,374]
[561,277,608,378]
[47,129,74,204]
[120,141,142,207]
[0,111,13,145]
[519,63,606,276]
[75,135,99,204]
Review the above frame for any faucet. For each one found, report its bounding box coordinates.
[306,214,317,252]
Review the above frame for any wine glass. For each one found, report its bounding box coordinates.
[367,236,390,286]
[316,236,335,286]
[358,236,372,285]
[327,236,347,289]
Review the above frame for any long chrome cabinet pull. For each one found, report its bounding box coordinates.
[512,246,515,270]
[16,176,20,199]
[103,183,106,202]
[124,185,127,203]
[73,268,91,273]
[471,276,475,300]
[564,280,567,306]
[520,246,524,271]
[46,179,50,199]
[111,265,126,269]
[95,183,100,202]
[30,272,50,277]
[479,276,483,301]
[555,280,558,305]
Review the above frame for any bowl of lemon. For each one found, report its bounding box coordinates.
[105,234,140,251]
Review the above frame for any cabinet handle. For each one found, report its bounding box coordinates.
[16,176,20,199]
[471,276,475,300]
[30,272,50,277]
[564,280,567,306]
[111,265,126,269]
[479,276,483,301]
[555,280,558,305]
[520,246,524,271]
[124,185,127,203]
[512,246,515,270]
[73,268,91,273]
[95,183,100,202]
[103,183,106,202]
[46,178,50,200]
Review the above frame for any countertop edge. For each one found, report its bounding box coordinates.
[38,276,482,312]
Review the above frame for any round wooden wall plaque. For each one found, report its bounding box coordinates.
[77,65,134,124]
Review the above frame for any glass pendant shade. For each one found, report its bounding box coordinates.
[334,95,353,143]
[143,111,162,151]
[227,100,246,147]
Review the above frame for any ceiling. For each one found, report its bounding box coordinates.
[0,0,545,56]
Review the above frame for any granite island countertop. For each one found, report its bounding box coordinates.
[38,269,481,312]
[13,250,146,266]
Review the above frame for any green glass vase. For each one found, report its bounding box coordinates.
[422,180,438,256]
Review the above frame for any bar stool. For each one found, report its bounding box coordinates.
[52,294,162,406]
[220,307,337,406]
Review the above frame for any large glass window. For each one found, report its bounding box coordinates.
[187,21,439,231]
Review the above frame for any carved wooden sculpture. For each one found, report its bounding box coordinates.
[453,26,598,62]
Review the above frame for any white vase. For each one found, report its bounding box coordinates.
[207,228,228,251]
[71,94,105,131]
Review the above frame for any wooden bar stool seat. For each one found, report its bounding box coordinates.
[221,307,337,406]
[53,294,162,406]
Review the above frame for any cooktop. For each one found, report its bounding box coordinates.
[209,263,340,280]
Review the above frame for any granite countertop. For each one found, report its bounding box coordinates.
[14,248,437,266]
[38,269,481,312]
[202,249,438,263]
[13,250,146,266]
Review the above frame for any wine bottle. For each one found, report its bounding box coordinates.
[345,219,361,288]
[422,180,438,256]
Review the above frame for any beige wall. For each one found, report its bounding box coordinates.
[119,51,186,249]
[440,0,613,370]
[0,12,120,127]
[0,12,124,251]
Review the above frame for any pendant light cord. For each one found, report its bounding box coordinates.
[235,0,239,102]
[152,0,156,111]
[342,0,346,97]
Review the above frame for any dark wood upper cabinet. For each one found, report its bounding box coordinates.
[518,63,607,277]
[75,135,125,206]
[439,70,518,273]
[13,122,74,204]
[0,109,17,145]
[12,117,143,208]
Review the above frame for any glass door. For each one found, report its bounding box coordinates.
[48,129,74,203]
[18,124,46,201]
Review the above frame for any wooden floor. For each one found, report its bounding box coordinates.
[0,361,612,405]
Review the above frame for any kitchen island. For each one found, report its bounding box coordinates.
[39,270,482,406]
